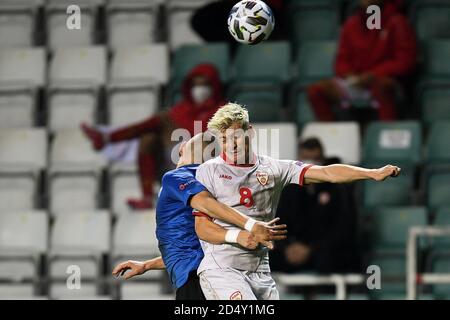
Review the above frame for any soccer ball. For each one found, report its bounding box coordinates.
[227,0,275,45]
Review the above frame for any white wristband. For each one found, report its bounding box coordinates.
[225,230,240,243]
[244,218,257,232]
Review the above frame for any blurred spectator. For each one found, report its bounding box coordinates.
[191,0,286,43]
[270,138,359,274]
[307,0,417,121]
[81,64,225,209]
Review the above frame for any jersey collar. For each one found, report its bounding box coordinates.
[220,152,257,168]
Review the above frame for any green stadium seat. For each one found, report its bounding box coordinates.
[288,0,339,44]
[431,255,450,298]
[431,207,450,249]
[362,172,414,209]
[347,294,369,300]
[233,42,290,84]
[294,40,337,85]
[369,255,406,299]
[291,91,316,129]
[426,121,450,164]
[420,87,450,126]
[228,85,282,122]
[362,121,422,167]
[423,40,450,80]
[412,1,450,41]
[171,43,230,85]
[371,207,427,250]
[427,173,450,210]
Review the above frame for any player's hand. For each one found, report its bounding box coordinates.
[112,260,146,280]
[251,218,287,249]
[372,165,401,181]
[237,231,258,250]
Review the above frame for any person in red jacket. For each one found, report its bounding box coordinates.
[81,64,225,209]
[307,0,417,121]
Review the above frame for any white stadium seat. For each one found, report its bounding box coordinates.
[46,0,96,50]
[113,211,159,257]
[301,122,361,164]
[110,45,169,85]
[120,282,171,300]
[49,174,98,215]
[106,0,158,49]
[111,173,141,216]
[49,282,98,300]
[0,48,45,128]
[0,1,37,47]
[167,0,214,50]
[0,176,35,212]
[49,211,110,279]
[0,211,48,281]
[0,128,47,173]
[49,46,106,86]
[50,129,106,173]
[251,123,298,161]
[0,283,35,299]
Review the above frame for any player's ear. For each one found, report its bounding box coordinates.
[248,124,255,138]
[178,141,187,157]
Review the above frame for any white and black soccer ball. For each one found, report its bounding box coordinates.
[227,0,275,45]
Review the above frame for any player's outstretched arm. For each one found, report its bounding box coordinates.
[304,164,401,185]
[190,191,287,244]
[112,257,165,280]
[195,216,258,250]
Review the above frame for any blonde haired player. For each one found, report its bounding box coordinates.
[195,103,401,300]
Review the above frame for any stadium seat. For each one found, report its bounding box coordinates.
[369,254,406,299]
[300,122,361,164]
[420,86,450,126]
[50,129,106,173]
[111,172,141,216]
[427,173,450,210]
[0,176,35,212]
[120,282,173,300]
[291,90,316,129]
[233,41,290,84]
[49,282,98,300]
[412,0,450,41]
[113,211,159,258]
[0,1,36,47]
[288,0,339,44]
[0,211,48,282]
[49,174,98,215]
[227,85,283,122]
[49,46,106,86]
[370,207,427,251]
[362,172,414,209]
[0,284,35,299]
[166,0,212,50]
[171,43,230,87]
[362,121,422,167]
[106,0,158,49]
[251,123,298,160]
[431,255,450,299]
[431,207,450,250]
[49,211,110,279]
[46,0,96,49]
[0,48,45,128]
[423,40,450,80]
[426,121,450,165]
[294,40,337,85]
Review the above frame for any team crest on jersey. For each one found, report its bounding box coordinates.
[256,171,269,186]
[230,291,242,300]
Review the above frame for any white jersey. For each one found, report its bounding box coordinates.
[195,154,313,273]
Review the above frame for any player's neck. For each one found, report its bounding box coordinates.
[220,152,256,167]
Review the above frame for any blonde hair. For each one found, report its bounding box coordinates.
[207,103,250,132]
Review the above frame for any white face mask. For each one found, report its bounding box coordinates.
[191,85,212,104]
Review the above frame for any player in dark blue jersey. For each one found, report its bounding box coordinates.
[112,132,286,299]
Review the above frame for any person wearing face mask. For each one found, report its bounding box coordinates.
[80,64,225,210]
[270,137,360,275]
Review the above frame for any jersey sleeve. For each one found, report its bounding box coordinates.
[195,163,216,197]
[162,171,206,207]
[278,160,315,187]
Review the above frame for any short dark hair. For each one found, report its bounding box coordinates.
[298,137,324,152]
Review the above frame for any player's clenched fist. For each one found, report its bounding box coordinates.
[372,165,401,181]
[237,231,259,250]
[112,260,146,280]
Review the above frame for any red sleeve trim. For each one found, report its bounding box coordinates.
[299,164,315,186]
[192,211,212,220]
